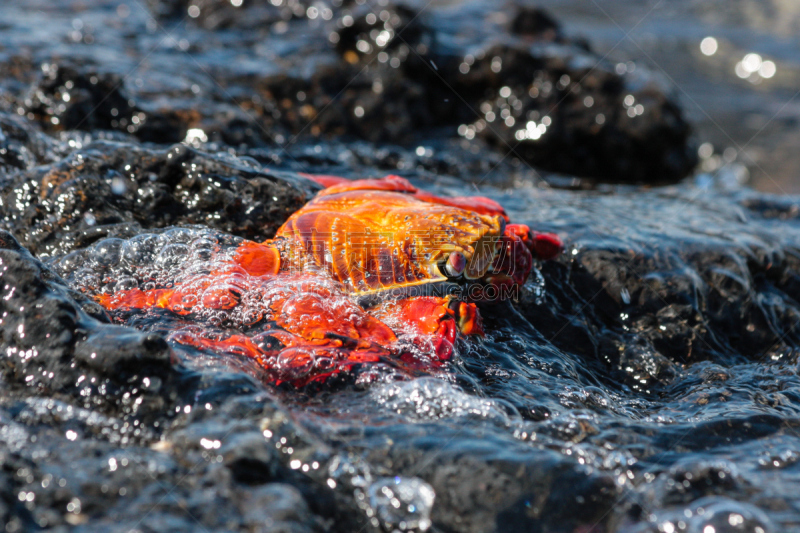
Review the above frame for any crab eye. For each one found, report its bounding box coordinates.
[443,251,467,278]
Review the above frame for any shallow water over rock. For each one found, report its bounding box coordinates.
[2,139,799,531]
[1,1,800,532]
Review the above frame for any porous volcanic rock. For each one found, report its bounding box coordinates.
[0,141,314,257]
[2,1,697,184]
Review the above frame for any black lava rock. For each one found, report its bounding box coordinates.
[3,2,800,531]
[1,1,697,184]
[0,112,60,171]
[451,43,696,183]
[509,5,563,41]
[517,189,800,395]
[0,231,181,422]
[0,231,336,531]
[0,142,313,257]
[24,63,143,135]
[328,3,696,182]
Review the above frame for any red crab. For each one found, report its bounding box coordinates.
[96,175,562,386]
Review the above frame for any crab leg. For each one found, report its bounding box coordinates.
[370,296,483,362]
[96,240,281,312]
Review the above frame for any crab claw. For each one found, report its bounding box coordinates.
[505,224,563,261]
[470,224,563,301]
[456,301,484,336]
[371,296,483,362]
[530,231,563,261]
[475,224,534,298]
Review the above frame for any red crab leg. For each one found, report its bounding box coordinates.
[505,223,563,261]
[96,281,228,315]
[170,328,389,387]
[170,331,270,359]
[304,173,510,221]
[306,174,417,195]
[371,296,483,362]
[96,241,280,312]
[95,287,178,312]
[269,290,398,348]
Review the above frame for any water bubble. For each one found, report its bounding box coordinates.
[190,237,216,250]
[121,234,162,267]
[115,277,138,291]
[72,268,101,290]
[162,227,196,244]
[56,250,88,275]
[90,238,124,268]
[156,243,190,270]
[368,477,435,531]
[192,248,214,261]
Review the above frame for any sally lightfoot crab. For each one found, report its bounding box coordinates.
[86,175,562,386]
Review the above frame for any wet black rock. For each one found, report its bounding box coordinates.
[24,63,144,135]
[0,1,697,184]
[164,414,330,532]
[334,3,431,64]
[21,62,195,144]
[0,231,340,531]
[653,459,747,506]
[0,230,181,423]
[453,43,696,183]
[327,3,696,182]
[248,60,432,146]
[1,107,797,531]
[0,112,60,171]
[515,188,800,396]
[509,5,563,41]
[426,447,620,532]
[575,237,800,365]
[0,395,333,532]
[0,142,313,257]
[142,0,700,184]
